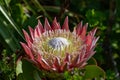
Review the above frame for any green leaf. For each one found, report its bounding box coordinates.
[23,16,38,29]
[16,74,25,80]
[16,59,42,80]
[0,19,20,52]
[0,5,24,39]
[16,60,23,76]
[11,3,27,26]
[21,59,35,80]
[87,57,97,65]
[33,70,42,80]
[83,65,105,80]
[44,6,60,13]
[34,0,52,20]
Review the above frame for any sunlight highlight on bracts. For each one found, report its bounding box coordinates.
[20,17,99,73]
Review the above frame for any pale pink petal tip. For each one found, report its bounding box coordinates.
[37,20,44,32]
[20,42,34,60]
[22,29,32,47]
[52,17,60,30]
[28,26,34,40]
[62,16,69,31]
[76,21,83,34]
[44,18,51,31]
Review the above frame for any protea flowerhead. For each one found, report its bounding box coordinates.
[20,17,99,73]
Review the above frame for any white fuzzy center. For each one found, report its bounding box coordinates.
[48,37,69,51]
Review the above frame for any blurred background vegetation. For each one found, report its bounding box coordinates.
[0,0,120,80]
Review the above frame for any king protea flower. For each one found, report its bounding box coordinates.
[20,17,99,73]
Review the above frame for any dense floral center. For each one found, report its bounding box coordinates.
[32,30,83,61]
[48,37,69,51]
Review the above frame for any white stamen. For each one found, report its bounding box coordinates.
[48,37,69,51]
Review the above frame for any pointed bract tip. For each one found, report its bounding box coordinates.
[44,18,51,30]
[28,25,32,28]
[28,26,34,33]
[38,20,42,25]
[22,29,26,33]
[66,16,68,19]
[91,27,98,36]
[20,42,26,48]
[22,29,28,38]
[53,17,57,23]
[62,16,69,31]
[45,18,49,23]
[84,23,88,27]
[20,42,23,45]
[79,21,83,25]
[54,17,57,21]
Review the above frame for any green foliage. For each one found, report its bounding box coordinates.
[16,60,35,80]
[83,65,105,79]
[0,50,16,80]
[106,70,117,80]
[85,9,106,27]
[64,70,83,80]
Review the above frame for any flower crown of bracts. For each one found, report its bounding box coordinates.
[20,16,99,73]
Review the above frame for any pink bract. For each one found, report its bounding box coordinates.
[20,17,99,73]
